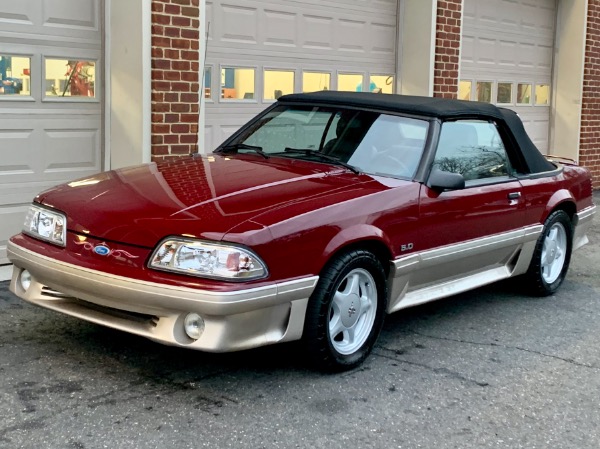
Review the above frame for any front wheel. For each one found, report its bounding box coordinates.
[303,249,387,371]
[524,210,573,296]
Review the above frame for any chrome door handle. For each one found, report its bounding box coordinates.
[507,192,521,200]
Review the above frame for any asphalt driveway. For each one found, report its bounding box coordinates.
[1,194,599,449]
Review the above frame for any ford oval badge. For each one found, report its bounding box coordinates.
[93,244,111,256]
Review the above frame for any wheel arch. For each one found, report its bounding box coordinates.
[320,225,394,277]
[543,189,577,223]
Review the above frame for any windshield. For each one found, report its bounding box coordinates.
[216,105,430,179]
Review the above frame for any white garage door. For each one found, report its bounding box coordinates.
[203,0,399,150]
[460,0,556,153]
[0,0,103,264]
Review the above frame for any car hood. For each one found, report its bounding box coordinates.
[36,154,377,248]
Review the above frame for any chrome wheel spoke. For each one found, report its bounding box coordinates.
[346,273,361,296]
[359,295,372,314]
[329,312,345,338]
[345,326,357,345]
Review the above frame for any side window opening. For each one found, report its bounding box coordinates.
[433,120,512,182]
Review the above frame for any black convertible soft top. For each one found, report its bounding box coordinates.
[278,91,556,174]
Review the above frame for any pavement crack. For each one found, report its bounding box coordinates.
[374,348,490,387]
[407,330,596,369]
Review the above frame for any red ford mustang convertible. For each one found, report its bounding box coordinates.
[8,91,595,370]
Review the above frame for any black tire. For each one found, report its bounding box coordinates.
[303,249,388,372]
[524,210,573,296]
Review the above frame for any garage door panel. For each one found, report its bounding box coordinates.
[0,0,100,39]
[519,110,552,147]
[371,22,396,55]
[302,15,334,50]
[43,127,100,172]
[0,2,36,26]
[0,204,29,263]
[498,41,518,67]
[42,0,98,31]
[461,0,555,153]
[0,128,36,174]
[209,0,396,66]
[220,4,257,44]
[338,19,368,53]
[263,10,296,48]
[0,1,102,264]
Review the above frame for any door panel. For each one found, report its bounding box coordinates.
[414,181,526,288]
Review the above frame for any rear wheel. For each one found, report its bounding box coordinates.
[525,210,573,296]
[303,249,387,371]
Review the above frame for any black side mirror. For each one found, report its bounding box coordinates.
[427,168,465,192]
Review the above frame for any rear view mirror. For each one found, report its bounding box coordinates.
[427,168,465,192]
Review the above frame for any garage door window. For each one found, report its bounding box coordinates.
[338,73,364,92]
[535,84,550,106]
[517,83,532,105]
[303,72,330,92]
[221,67,255,100]
[459,81,472,101]
[204,67,212,100]
[45,59,96,98]
[263,69,294,100]
[497,83,513,104]
[0,55,30,97]
[369,75,394,94]
[476,82,492,103]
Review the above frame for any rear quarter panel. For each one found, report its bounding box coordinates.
[519,164,593,225]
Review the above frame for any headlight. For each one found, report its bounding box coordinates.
[23,204,67,247]
[149,238,268,281]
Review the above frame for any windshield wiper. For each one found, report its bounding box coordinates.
[217,143,269,159]
[283,147,360,174]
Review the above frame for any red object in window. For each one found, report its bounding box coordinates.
[23,68,30,76]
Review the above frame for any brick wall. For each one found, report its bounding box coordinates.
[433,0,462,99]
[580,0,600,188]
[151,0,200,162]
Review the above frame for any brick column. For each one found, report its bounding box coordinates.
[151,0,200,162]
[580,0,600,188]
[433,0,462,99]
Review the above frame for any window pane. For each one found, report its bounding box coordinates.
[221,67,255,100]
[204,67,211,99]
[243,106,335,152]
[369,75,394,94]
[497,82,513,104]
[535,84,550,105]
[459,80,472,101]
[0,55,30,96]
[346,115,427,178]
[338,73,363,92]
[264,70,294,100]
[434,121,510,181]
[517,83,532,104]
[45,59,96,97]
[234,105,428,179]
[303,72,330,92]
[476,82,492,103]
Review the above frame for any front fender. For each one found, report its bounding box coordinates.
[322,224,393,265]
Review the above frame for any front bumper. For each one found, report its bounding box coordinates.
[8,241,318,352]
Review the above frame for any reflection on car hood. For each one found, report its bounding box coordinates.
[36,154,378,247]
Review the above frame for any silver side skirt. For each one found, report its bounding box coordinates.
[387,225,544,314]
